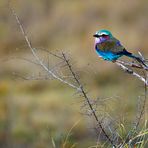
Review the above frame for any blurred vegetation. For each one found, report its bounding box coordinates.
[0,0,148,147]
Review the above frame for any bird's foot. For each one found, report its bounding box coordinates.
[112,60,116,63]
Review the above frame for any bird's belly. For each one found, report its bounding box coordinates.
[96,49,122,61]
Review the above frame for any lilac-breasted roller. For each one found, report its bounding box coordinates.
[93,29,146,67]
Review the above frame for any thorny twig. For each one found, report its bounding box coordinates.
[115,60,148,86]
[115,59,148,147]
[62,53,115,146]
[10,6,147,148]
[10,7,80,91]
[120,73,147,147]
[10,7,115,147]
[116,60,143,69]
[134,73,147,130]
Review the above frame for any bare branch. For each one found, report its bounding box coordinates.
[61,53,115,146]
[5,56,40,66]
[10,7,80,91]
[119,72,147,147]
[115,60,148,86]
[116,60,143,69]
[10,6,148,148]
[37,48,65,60]
[134,79,147,129]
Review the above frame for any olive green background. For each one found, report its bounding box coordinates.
[0,0,148,147]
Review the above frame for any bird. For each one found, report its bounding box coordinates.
[93,29,147,67]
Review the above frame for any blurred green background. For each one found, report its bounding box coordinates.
[0,0,148,147]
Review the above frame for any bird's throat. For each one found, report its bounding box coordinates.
[95,37,101,44]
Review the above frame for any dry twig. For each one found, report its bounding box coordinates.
[10,6,147,148]
[115,60,148,86]
[10,7,115,147]
[62,53,115,146]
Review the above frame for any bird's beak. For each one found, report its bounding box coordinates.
[93,34,100,38]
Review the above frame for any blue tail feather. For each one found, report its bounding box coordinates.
[123,49,147,68]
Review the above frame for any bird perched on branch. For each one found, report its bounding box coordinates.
[93,29,147,67]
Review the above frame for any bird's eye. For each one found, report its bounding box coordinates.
[101,34,108,37]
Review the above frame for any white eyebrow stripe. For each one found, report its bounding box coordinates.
[100,33,108,35]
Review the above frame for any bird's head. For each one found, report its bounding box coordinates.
[93,29,113,43]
